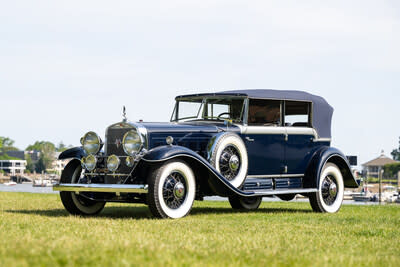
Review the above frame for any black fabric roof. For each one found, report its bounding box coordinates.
[176,89,334,138]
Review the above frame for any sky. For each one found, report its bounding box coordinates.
[0,0,399,167]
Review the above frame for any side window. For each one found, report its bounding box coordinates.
[284,101,311,127]
[248,99,281,126]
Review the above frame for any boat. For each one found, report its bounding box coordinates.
[33,179,53,187]
[4,181,17,186]
[352,185,373,202]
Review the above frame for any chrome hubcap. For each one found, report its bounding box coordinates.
[173,182,185,198]
[321,175,338,206]
[329,183,337,198]
[229,155,240,171]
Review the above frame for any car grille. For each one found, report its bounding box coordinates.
[104,126,135,179]
[105,127,133,156]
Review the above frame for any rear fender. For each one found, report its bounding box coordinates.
[304,146,359,189]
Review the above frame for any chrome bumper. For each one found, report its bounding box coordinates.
[53,183,148,194]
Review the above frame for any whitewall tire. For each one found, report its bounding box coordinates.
[60,160,105,216]
[210,133,248,188]
[147,160,196,219]
[309,163,344,213]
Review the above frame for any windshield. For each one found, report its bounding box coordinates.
[171,97,245,123]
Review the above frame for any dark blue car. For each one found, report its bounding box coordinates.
[54,89,358,218]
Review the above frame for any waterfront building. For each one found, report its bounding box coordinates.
[0,160,27,176]
[362,151,399,178]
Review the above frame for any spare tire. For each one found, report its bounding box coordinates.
[209,133,248,188]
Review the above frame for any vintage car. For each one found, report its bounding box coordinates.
[54,89,358,218]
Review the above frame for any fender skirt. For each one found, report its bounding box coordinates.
[304,146,359,189]
[142,145,254,197]
[58,147,86,160]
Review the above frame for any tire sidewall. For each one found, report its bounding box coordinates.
[61,160,105,215]
[156,161,196,219]
[212,133,248,188]
[317,163,344,213]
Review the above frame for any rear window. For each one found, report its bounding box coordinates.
[284,101,311,127]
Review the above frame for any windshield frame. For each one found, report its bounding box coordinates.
[170,96,247,124]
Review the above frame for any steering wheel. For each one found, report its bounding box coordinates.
[217,112,230,119]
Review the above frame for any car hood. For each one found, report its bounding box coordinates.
[137,121,237,133]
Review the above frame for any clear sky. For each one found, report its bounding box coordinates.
[1,0,399,167]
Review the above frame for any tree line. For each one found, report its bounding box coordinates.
[0,136,72,173]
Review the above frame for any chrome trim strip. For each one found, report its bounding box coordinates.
[235,124,319,139]
[53,183,148,193]
[313,138,331,142]
[247,174,304,178]
[251,188,318,196]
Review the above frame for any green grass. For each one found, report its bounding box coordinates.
[0,193,399,267]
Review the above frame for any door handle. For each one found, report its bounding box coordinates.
[245,137,254,142]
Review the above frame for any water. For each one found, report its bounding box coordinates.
[0,183,381,205]
[0,183,56,194]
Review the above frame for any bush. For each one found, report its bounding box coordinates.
[383,163,400,178]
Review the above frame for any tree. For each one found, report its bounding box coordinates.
[0,136,19,154]
[383,163,400,178]
[391,137,400,161]
[0,137,20,160]
[25,154,35,173]
[26,141,56,173]
[56,142,73,152]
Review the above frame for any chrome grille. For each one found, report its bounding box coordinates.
[105,127,133,156]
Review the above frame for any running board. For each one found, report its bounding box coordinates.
[245,188,318,197]
[53,183,148,194]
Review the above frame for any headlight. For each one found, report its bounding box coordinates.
[81,131,102,155]
[107,155,120,172]
[81,155,97,171]
[122,130,142,156]
[126,156,135,167]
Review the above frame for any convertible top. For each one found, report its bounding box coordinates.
[176,89,334,139]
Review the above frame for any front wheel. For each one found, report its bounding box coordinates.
[147,160,196,219]
[59,160,105,216]
[309,163,344,213]
[229,196,262,210]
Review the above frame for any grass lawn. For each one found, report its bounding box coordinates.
[0,192,399,267]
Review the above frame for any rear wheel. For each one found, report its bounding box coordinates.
[278,194,296,201]
[229,196,262,210]
[147,160,196,219]
[309,163,344,213]
[59,160,105,216]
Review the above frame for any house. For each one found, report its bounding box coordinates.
[0,160,27,176]
[362,151,399,178]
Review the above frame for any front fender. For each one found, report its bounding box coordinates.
[58,147,86,160]
[304,146,359,189]
[142,145,253,197]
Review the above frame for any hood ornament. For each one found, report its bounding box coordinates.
[122,106,127,122]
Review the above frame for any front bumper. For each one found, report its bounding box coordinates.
[53,183,148,194]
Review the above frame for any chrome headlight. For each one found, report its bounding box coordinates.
[107,155,120,172]
[81,155,97,171]
[122,130,142,156]
[81,131,102,155]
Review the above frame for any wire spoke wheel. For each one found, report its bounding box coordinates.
[309,162,344,213]
[321,175,338,206]
[219,145,241,181]
[162,172,187,209]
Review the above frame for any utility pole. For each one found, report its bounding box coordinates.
[379,168,384,204]
[397,171,400,194]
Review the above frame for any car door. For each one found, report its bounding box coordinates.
[242,99,286,176]
[284,101,316,175]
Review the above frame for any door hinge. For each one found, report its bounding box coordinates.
[284,166,288,173]
[284,133,288,141]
